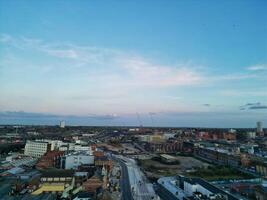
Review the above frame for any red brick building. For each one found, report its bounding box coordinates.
[36,151,64,169]
[144,140,183,153]
[94,156,113,172]
[223,132,236,141]
[83,175,103,193]
[93,151,104,157]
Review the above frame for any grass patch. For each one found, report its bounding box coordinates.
[136,158,181,177]
[187,165,254,181]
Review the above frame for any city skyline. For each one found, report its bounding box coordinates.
[0,0,267,127]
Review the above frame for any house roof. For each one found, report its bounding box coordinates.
[41,169,74,178]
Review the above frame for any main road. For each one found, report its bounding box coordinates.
[111,155,134,200]
[110,153,159,200]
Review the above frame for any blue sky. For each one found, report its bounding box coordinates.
[0,0,267,127]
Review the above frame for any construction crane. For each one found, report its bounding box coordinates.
[149,112,155,127]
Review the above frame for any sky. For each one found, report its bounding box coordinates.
[0,0,267,128]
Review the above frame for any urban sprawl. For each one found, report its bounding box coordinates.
[0,121,266,200]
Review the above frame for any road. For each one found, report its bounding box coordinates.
[126,158,157,200]
[111,154,159,200]
[120,160,134,200]
[113,156,134,200]
[123,156,159,200]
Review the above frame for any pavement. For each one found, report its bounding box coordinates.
[109,163,122,200]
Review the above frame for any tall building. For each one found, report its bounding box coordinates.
[257,121,263,135]
[24,140,51,158]
[60,120,65,128]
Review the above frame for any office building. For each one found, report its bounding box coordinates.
[24,140,51,158]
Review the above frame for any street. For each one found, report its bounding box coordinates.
[114,155,159,200]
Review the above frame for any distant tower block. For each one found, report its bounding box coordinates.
[60,120,65,128]
[256,121,263,136]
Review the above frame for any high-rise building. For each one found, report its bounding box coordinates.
[257,121,263,135]
[60,120,65,128]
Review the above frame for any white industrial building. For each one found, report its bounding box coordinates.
[2,153,37,168]
[74,144,92,152]
[245,131,256,139]
[58,143,93,154]
[61,152,94,169]
[163,132,176,140]
[31,139,93,154]
[35,139,65,151]
[24,140,51,158]
[157,175,238,200]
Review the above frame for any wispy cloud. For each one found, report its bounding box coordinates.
[0,34,118,66]
[163,95,182,100]
[1,34,266,116]
[220,90,267,97]
[247,64,267,71]
[87,113,118,120]
[214,73,259,80]
[1,33,263,89]
[0,111,119,121]
[0,34,205,88]
[118,56,203,87]
[45,49,79,59]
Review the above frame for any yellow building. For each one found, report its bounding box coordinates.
[150,135,164,143]
[32,169,74,195]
